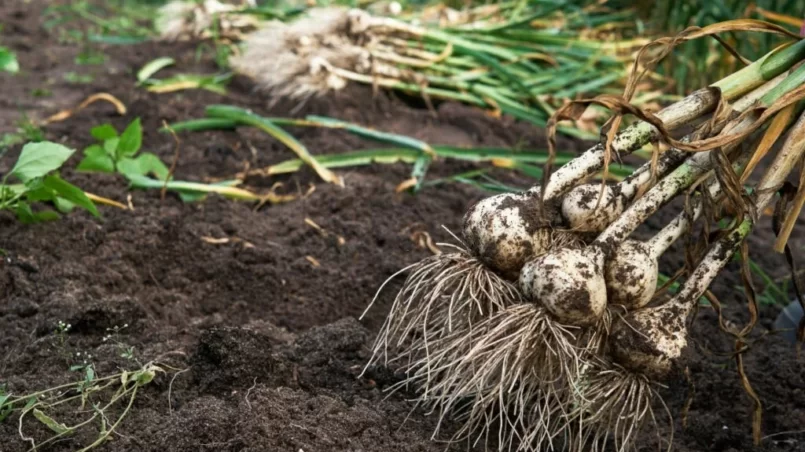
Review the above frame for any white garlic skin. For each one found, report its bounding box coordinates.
[609,304,687,378]
[561,184,625,233]
[605,239,658,310]
[463,191,551,279]
[519,247,607,326]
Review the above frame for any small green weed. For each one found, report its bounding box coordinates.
[0,116,44,151]
[0,316,181,451]
[0,361,168,451]
[31,87,53,98]
[77,118,169,180]
[63,72,94,84]
[75,48,106,65]
[0,141,99,223]
[738,259,792,306]
[0,45,19,73]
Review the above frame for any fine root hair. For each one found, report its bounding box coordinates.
[363,242,520,375]
[414,303,598,451]
[567,360,671,452]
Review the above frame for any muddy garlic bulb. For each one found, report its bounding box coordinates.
[561,184,626,233]
[604,239,658,310]
[608,303,687,377]
[519,247,607,326]
[462,189,554,279]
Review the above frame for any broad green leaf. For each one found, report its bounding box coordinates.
[137,57,175,83]
[117,153,169,180]
[33,409,73,435]
[77,145,115,173]
[0,46,18,74]
[117,118,142,157]
[103,137,120,157]
[24,183,58,202]
[90,124,118,141]
[137,153,170,180]
[54,197,76,213]
[43,175,99,217]
[1,183,28,199]
[15,203,36,224]
[10,142,74,183]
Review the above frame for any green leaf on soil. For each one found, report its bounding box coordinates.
[33,409,73,435]
[0,393,13,422]
[161,118,237,133]
[137,57,175,83]
[15,203,60,224]
[117,153,170,180]
[77,145,116,173]
[145,74,230,94]
[42,175,99,217]
[10,142,74,183]
[410,153,433,192]
[0,46,19,74]
[117,118,142,158]
[54,197,76,213]
[127,175,259,202]
[303,115,434,154]
[23,180,58,202]
[265,146,573,175]
[90,124,118,141]
[205,106,342,186]
[103,137,120,156]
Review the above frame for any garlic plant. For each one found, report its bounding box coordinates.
[364,23,805,452]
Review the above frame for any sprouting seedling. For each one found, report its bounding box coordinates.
[77,118,170,181]
[53,320,73,363]
[0,141,99,223]
[103,324,139,364]
[1,115,44,151]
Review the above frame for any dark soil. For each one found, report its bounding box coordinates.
[1,2,804,451]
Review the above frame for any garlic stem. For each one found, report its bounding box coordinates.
[672,109,805,314]
[542,43,805,201]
